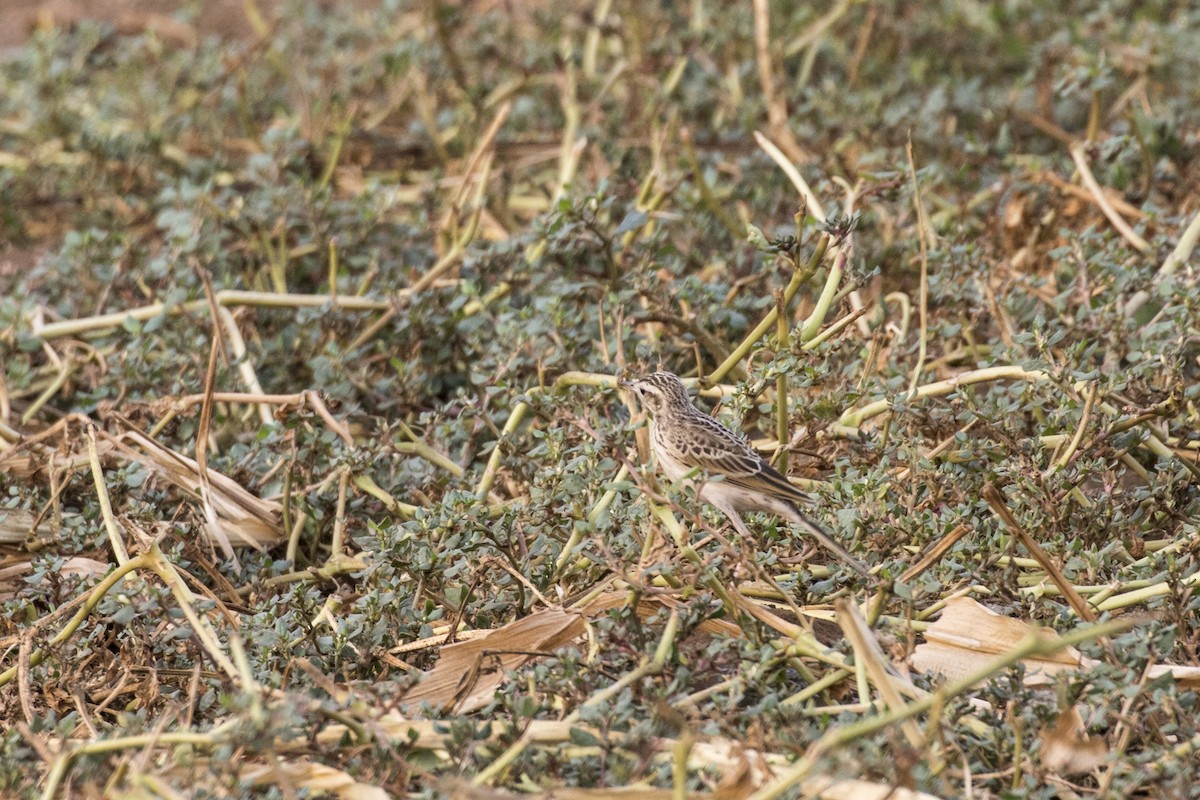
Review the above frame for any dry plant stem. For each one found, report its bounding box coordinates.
[646,501,733,612]
[1094,570,1200,612]
[747,616,1136,800]
[34,290,404,341]
[475,401,531,499]
[915,587,989,621]
[643,502,829,671]
[553,36,582,207]
[751,0,809,165]
[781,667,853,707]
[217,306,272,427]
[783,0,853,56]
[329,468,350,557]
[196,331,225,557]
[20,358,73,425]
[353,474,418,517]
[1049,381,1097,474]
[315,106,354,191]
[1069,141,1151,253]
[87,425,130,565]
[905,137,931,398]
[755,131,823,220]
[554,464,631,574]
[900,523,971,583]
[1154,204,1200,279]
[894,420,978,481]
[475,372,621,499]
[1125,205,1200,318]
[1094,661,1155,795]
[0,554,150,688]
[672,730,693,800]
[303,390,353,446]
[450,101,511,211]
[1039,169,1144,218]
[798,246,846,342]
[150,391,350,450]
[632,312,732,368]
[982,484,1094,622]
[348,158,490,350]
[707,237,830,383]
[327,238,339,303]
[39,731,222,800]
[617,170,669,253]
[835,599,926,753]
[752,0,781,131]
[144,543,251,687]
[394,441,464,477]
[0,369,10,424]
[168,391,305,407]
[582,0,612,78]
[801,305,866,351]
[838,365,1050,428]
[774,289,789,474]
[472,609,681,786]
[260,556,368,589]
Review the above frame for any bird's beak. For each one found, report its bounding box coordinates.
[617,379,634,389]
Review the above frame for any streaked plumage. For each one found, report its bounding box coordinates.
[624,371,869,576]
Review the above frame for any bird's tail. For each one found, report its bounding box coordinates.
[784,503,870,577]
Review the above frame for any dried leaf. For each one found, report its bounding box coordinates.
[1040,706,1107,775]
[911,597,1082,686]
[399,607,585,713]
[187,758,390,800]
[914,597,1200,691]
[116,430,282,552]
[0,508,38,544]
[0,555,108,598]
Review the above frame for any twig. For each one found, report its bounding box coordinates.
[752,0,810,164]
[328,468,351,558]
[20,357,73,425]
[87,424,129,565]
[798,246,847,342]
[708,237,830,383]
[1125,206,1200,318]
[838,365,1050,429]
[774,289,789,474]
[217,307,272,427]
[755,131,823,221]
[982,484,1094,622]
[747,615,1137,800]
[0,554,151,688]
[905,136,931,398]
[1069,141,1151,253]
[473,609,681,786]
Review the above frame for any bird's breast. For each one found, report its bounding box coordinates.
[651,431,692,483]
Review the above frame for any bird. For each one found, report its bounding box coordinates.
[622,370,869,577]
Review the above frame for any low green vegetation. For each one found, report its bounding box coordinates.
[1,1,1198,797]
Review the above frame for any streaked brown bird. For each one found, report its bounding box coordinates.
[623,371,869,576]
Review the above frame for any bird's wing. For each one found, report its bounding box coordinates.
[676,417,815,505]
[705,450,815,504]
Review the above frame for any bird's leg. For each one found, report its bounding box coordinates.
[708,495,752,537]
[708,497,759,582]
[724,508,753,539]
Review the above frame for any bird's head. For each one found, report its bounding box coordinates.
[621,371,690,416]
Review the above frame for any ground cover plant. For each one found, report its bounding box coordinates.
[1,0,1199,797]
